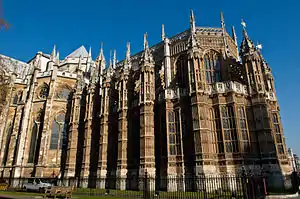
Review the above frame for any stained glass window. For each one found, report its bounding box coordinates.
[50,113,66,150]
[238,107,249,152]
[39,83,49,99]
[273,112,284,154]
[168,110,182,156]
[204,51,221,84]
[28,122,38,163]
[58,88,71,100]
[2,124,12,165]
[221,105,238,153]
[175,55,188,88]
[214,107,224,153]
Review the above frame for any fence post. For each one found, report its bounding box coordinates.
[143,170,150,199]
[261,168,267,196]
[241,167,248,199]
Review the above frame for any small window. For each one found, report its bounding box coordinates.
[13,94,18,104]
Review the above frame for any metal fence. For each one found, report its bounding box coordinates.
[3,172,298,199]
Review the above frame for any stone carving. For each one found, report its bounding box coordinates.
[134,78,141,93]
[159,65,165,89]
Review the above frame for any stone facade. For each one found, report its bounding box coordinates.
[0,11,292,190]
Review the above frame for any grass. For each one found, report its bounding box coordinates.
[0,191,123,199]
[0,188,245,199]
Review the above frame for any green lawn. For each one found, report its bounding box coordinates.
[0,189,245,199]
[0,191,123,199]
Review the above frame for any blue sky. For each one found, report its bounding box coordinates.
[1,0,299,153]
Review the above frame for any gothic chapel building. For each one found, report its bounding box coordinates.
[0,11,292,186]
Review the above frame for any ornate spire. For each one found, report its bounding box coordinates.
[106,50,114,79]
[124,42,131,70]
[240,19,255,55]
[56,51,60,65]
[190,9,196,33]
[220,12,230,58]
[109,50,112,68]
[113,49,117,69]
[97,43,105,61]
[161,24,165,41]
[231,25,238,46]
[140,32,154,65]
[187,10,199,50]
[241,19,249,39]
[144,32,149,50]
[126,42,130,60]
[231,26,240,61]
[125,42,130,67]
[220,12,225,30]
[88,47,92,57]
[51,45,56,59]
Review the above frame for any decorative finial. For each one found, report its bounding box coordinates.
[126,42,131,61]
[231,25,237,45]
[51,45,56,58]
[256,42,263,50]
[144,32,149,50]
[220,12,225,29]
[190,9,196,33]
[109,50,112,68]
[161,24,165,41]
[88,47,92,57]
[113,49,116,69]
[241,19,249,38]
[56,51,60,63]
[241,19,246,28]
[125,42,131,69]
[98,42,105,60]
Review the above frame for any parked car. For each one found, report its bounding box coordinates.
[23,178,52,192]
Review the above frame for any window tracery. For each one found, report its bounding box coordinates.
[175,55,188,88]
[221,105,238,153]
[238,107,249,152]
[168,110,181,155]
[273,112,284,154]
[39,83,49,99]
[28,110,43,163]
[28,122,38,163]
[2,124,12,166]
[214,107,223,153]
[57,87,71,100]
[204,51,221,84]
[50,113,67,150]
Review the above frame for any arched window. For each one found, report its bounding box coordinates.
[39,83,49,99]
[204,51,221,84]
[221,105,238,153]
[28,122,38,163]
[175,55,188,88]
[50,113,67,150]
[58,88,71,100]
[2,124,12,165]
[28,111,43,163]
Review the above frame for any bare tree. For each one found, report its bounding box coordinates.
[0,56,11,115]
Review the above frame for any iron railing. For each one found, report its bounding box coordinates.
[2,172,298,199]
